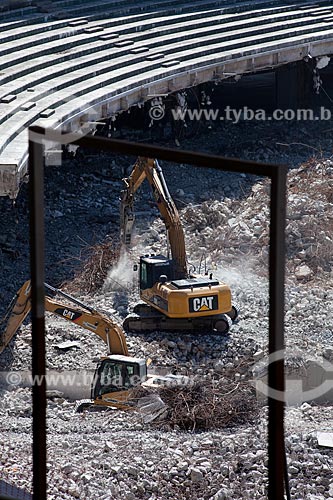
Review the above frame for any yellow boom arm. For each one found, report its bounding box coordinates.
[120,157,187,279]
[0,280,128,355]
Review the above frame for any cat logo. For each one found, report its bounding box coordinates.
[54,307,81,322]
[62,309,75,320]
[189,295,218,313]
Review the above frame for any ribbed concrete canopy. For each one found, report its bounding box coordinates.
[0,0,332,197]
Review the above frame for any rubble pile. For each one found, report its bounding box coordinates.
[0,390,332,500]
[163,158,333,282]
[286,159,333,276]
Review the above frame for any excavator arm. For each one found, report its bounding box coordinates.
[0,280,128,355]
[121,157,187,279]
[0,280,32,354]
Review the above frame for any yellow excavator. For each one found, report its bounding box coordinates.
[0,280,153,410]
[121,157,237,334]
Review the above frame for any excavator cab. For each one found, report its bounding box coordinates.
[139,255,175,291]
[76,355,148,412]
[92,355,147,399]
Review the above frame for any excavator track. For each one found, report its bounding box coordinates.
[123,304,236,334]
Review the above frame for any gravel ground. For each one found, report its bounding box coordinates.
[0,118,332,499]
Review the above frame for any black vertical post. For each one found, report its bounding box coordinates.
[29,133,47,500]
[268,167,287,500]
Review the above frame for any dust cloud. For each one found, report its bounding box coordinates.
[213,258,268,298]
[103,249,136,291]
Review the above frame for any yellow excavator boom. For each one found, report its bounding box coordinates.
[0,280,151,412]
[0,280,128,355]
[0,280,31,354]
[121,157,187,278]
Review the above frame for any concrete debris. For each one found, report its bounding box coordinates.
[253,350,264,362]
[190,468,204,482]
[46,390,64,399]
[295,264,313,281]
[316,56,330,70]
[212,488,230,500]
[317,432,333,448]
[322,348,333,361]
[54,340,81,350]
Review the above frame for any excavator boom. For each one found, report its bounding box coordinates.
[0,281,31,354]
[121,157,187,278]
[0,280,128,355]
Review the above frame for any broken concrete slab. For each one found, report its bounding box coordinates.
[54,340,81,350]
[295,264,313,280]
[317,432,333,448]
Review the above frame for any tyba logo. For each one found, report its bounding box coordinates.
[189,296,218,313]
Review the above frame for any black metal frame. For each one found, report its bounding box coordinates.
[28,125,287,500]
[28,137,47,500]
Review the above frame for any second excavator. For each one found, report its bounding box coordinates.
[0,280,148,410]
[1,280,189,411]
[120,157,238,334]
